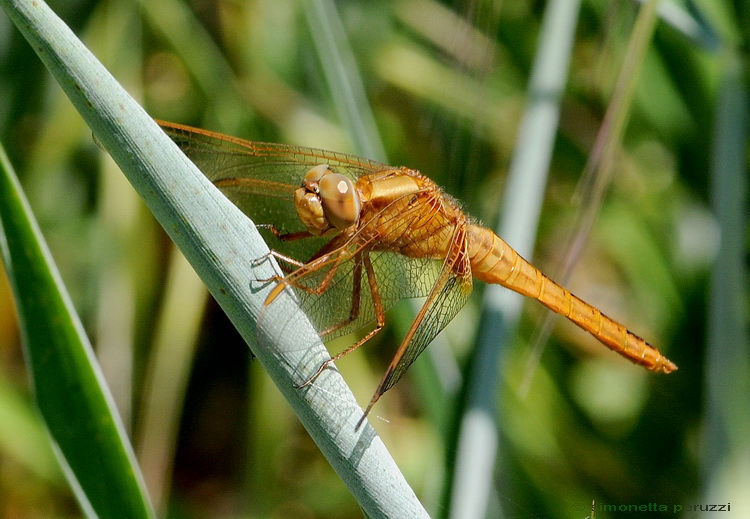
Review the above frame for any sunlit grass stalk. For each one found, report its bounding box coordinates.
[304,0,387,161]
[517,0,663,395]
[561,0,660,276]
[703,52,750,504]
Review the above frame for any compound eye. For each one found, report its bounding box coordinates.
[303,164,330,184]
[318,173,361,229]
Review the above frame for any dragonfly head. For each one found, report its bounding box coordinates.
[295,164,361,235]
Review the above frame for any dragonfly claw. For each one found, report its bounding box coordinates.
[251,251,274,268]
[294,359,333,389]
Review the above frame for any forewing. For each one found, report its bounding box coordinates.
[160,121,390,261]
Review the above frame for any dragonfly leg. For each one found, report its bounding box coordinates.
[317,252,365,339]
[296,253,387,389]
[272,250,307,270]
[253,225,317,276]
[256,224,314,242]
[270,233,377,298]
[314,249,385,338]
[263,246,352,305]
[252,250,307,287]
[296,253,366,388]
[271,240,363,299]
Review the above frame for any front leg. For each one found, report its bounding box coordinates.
[263,233,374,304]
[256,223,314,242]
[252,250,307,278]
[263,245,352,305]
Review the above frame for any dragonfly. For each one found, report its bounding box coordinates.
[159,121,677,427]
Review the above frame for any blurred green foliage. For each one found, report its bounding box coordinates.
[0,0,747,518]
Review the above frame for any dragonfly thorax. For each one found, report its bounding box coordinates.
[295,164,362,236]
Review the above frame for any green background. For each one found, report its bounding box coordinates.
[0,0,747,518]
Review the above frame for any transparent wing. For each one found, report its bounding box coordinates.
[371,224,473,401]
[160,121,391,261]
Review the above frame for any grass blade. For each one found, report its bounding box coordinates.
[702,52,750,508]
[0,142,153,518]
[303,0,387,160]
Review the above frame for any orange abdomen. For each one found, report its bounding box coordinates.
[467,225,676,373]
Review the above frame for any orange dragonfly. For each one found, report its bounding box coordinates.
[159,121,677,426]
